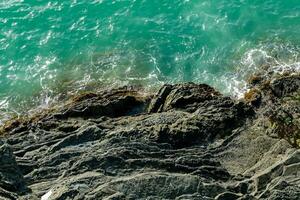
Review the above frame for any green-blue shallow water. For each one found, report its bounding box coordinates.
[1,0,300,122]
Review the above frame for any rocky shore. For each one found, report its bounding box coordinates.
[0,73,300,200]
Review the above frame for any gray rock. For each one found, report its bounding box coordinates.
[1,75,300,199]
[0,141,27,199]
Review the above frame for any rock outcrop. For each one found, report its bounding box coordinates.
[0,75,300,200]
[0,141,27,199]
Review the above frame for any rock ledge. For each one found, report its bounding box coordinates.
[1,75,300,200]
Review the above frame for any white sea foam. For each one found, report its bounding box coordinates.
[199,43,300,99]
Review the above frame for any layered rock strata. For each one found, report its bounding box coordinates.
[0,75,300,200]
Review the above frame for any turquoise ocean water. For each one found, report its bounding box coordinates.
[0,0,300,122]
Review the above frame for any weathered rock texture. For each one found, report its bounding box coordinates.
[0,75,300,200]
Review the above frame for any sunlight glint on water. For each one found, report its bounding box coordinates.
[0,0,300,122]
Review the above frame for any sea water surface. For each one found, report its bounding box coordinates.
[0,0,300,122]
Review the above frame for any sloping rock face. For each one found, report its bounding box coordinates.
[0,77,300,200]
[0,142,27,200]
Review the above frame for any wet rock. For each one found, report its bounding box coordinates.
[148,83,221,113]
[0,75,300,199]
[270,75,300,97]
[58,88,150,119]
[244,89,262,107]
[247,74,300,148]
[149,83,253,147]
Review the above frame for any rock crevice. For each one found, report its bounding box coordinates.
[0,75,300,199]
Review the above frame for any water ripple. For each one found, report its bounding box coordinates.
[0,0,300,123]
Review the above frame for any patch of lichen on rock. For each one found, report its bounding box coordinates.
[0,107,57,135]
[244,88,262,107]
[268,113,300,148]
[245,73,300,148]
[266,90,300,148]
[0,87,151,135]
[0,118,21,135]
[247,74,264,86]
